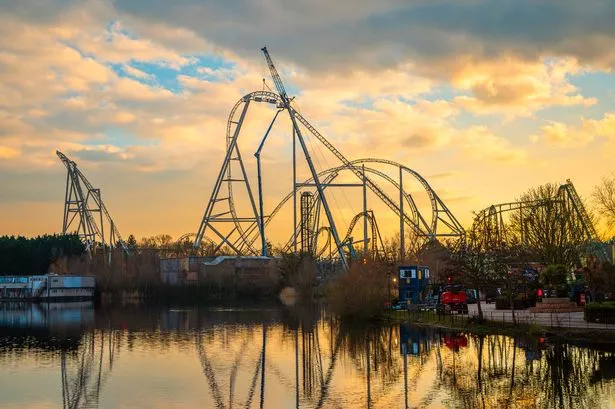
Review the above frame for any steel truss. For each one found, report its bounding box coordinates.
[56,151,126,253]
[471,179,608,261]
[194,48,464,265]
[267,159,464,257]
[308,210,387,261]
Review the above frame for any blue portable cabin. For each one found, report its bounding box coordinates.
[398,265,430,305]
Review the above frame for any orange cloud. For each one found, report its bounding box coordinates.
[531,112,615,147]
[0,146,20,159]
[451,56,596,117]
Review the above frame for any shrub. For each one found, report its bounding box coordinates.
[495,296,531,310]
[278,253,317,300]
[541,264,568,286]
[326,260,389,320]
[585,302,615,324]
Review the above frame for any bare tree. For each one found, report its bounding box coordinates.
[508,183,583,265]
[593,174,615,234]
[454,232,502,321]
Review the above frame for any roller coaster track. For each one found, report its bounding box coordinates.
[196,88,464,259]
[249,158,464,255]
[471,180,608,261]
[56,151,127,252]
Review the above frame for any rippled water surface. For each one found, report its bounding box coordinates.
[1,302,615,409]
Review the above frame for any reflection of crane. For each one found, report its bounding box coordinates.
[61,330,119,409]
[191,317,345,409]
[56,151,127,253]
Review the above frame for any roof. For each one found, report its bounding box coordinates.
[202,256,275,266]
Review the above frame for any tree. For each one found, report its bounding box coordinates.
[495,243,530,325]
[508,183,585,265]
[126,234,137,250]
[455,234,502,321]
[541,264,569,297]
[0,234,85,275]
[593,174,615,235]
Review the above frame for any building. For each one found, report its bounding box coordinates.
[159,256,281,295]
[0,274,95,301]
[398,265,430,305]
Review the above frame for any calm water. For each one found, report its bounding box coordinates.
[1,302,615,409]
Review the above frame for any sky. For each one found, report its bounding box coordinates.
[0,0,614,244]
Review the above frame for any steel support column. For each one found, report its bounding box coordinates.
[399,166,405,261]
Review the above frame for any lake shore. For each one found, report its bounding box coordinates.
[385,309,615,344]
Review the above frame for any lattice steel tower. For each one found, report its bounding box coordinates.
[57,151,126,253]
[300,192,315,254]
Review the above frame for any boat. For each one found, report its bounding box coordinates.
[0,273,95,301]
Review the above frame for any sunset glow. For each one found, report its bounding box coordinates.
[1,1,614,243]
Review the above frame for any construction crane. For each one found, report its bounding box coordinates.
[261,47,348,269]
[56,151,127,253]
[261,49,459,243]
[194,51,464,265]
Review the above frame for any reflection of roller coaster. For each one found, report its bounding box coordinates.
[194,48,464,266]
[470,179,608,260]
[61,330,119,409]
[194,321,342,409]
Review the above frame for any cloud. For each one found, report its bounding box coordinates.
[459,126,527,163]
[106,0,615,73]
[531,112,615,147]
[70,20,194,69]
[0,146,20,159]
[7,0,615,76]
[70,146,132,163]
[122,65,155,81]
[451,57,596,117]
[0,0,611,242]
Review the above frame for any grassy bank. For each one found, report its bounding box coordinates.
[385,310,615,343]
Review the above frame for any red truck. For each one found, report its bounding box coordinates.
[437,284,469,315]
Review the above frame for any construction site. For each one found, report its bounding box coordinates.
[53,47,610,293]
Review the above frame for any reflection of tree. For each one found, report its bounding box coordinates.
[339,323,402,390]
[537,343,603,409]
[436,333,615,409]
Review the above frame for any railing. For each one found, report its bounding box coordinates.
[394,307,615,331]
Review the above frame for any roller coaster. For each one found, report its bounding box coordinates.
[54,47,608,267]
[470,179,608,261]
[193,48,464,267]
[56,150,127,254]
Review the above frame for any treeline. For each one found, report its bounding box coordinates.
[0,234,85,275]
[126,233,224,257]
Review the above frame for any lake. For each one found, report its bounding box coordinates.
[1,302,614,408]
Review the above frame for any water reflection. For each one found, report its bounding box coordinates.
[0,302,614,408]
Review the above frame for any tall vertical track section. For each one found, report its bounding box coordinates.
[57,151,127,253]
[194,48,465,265]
